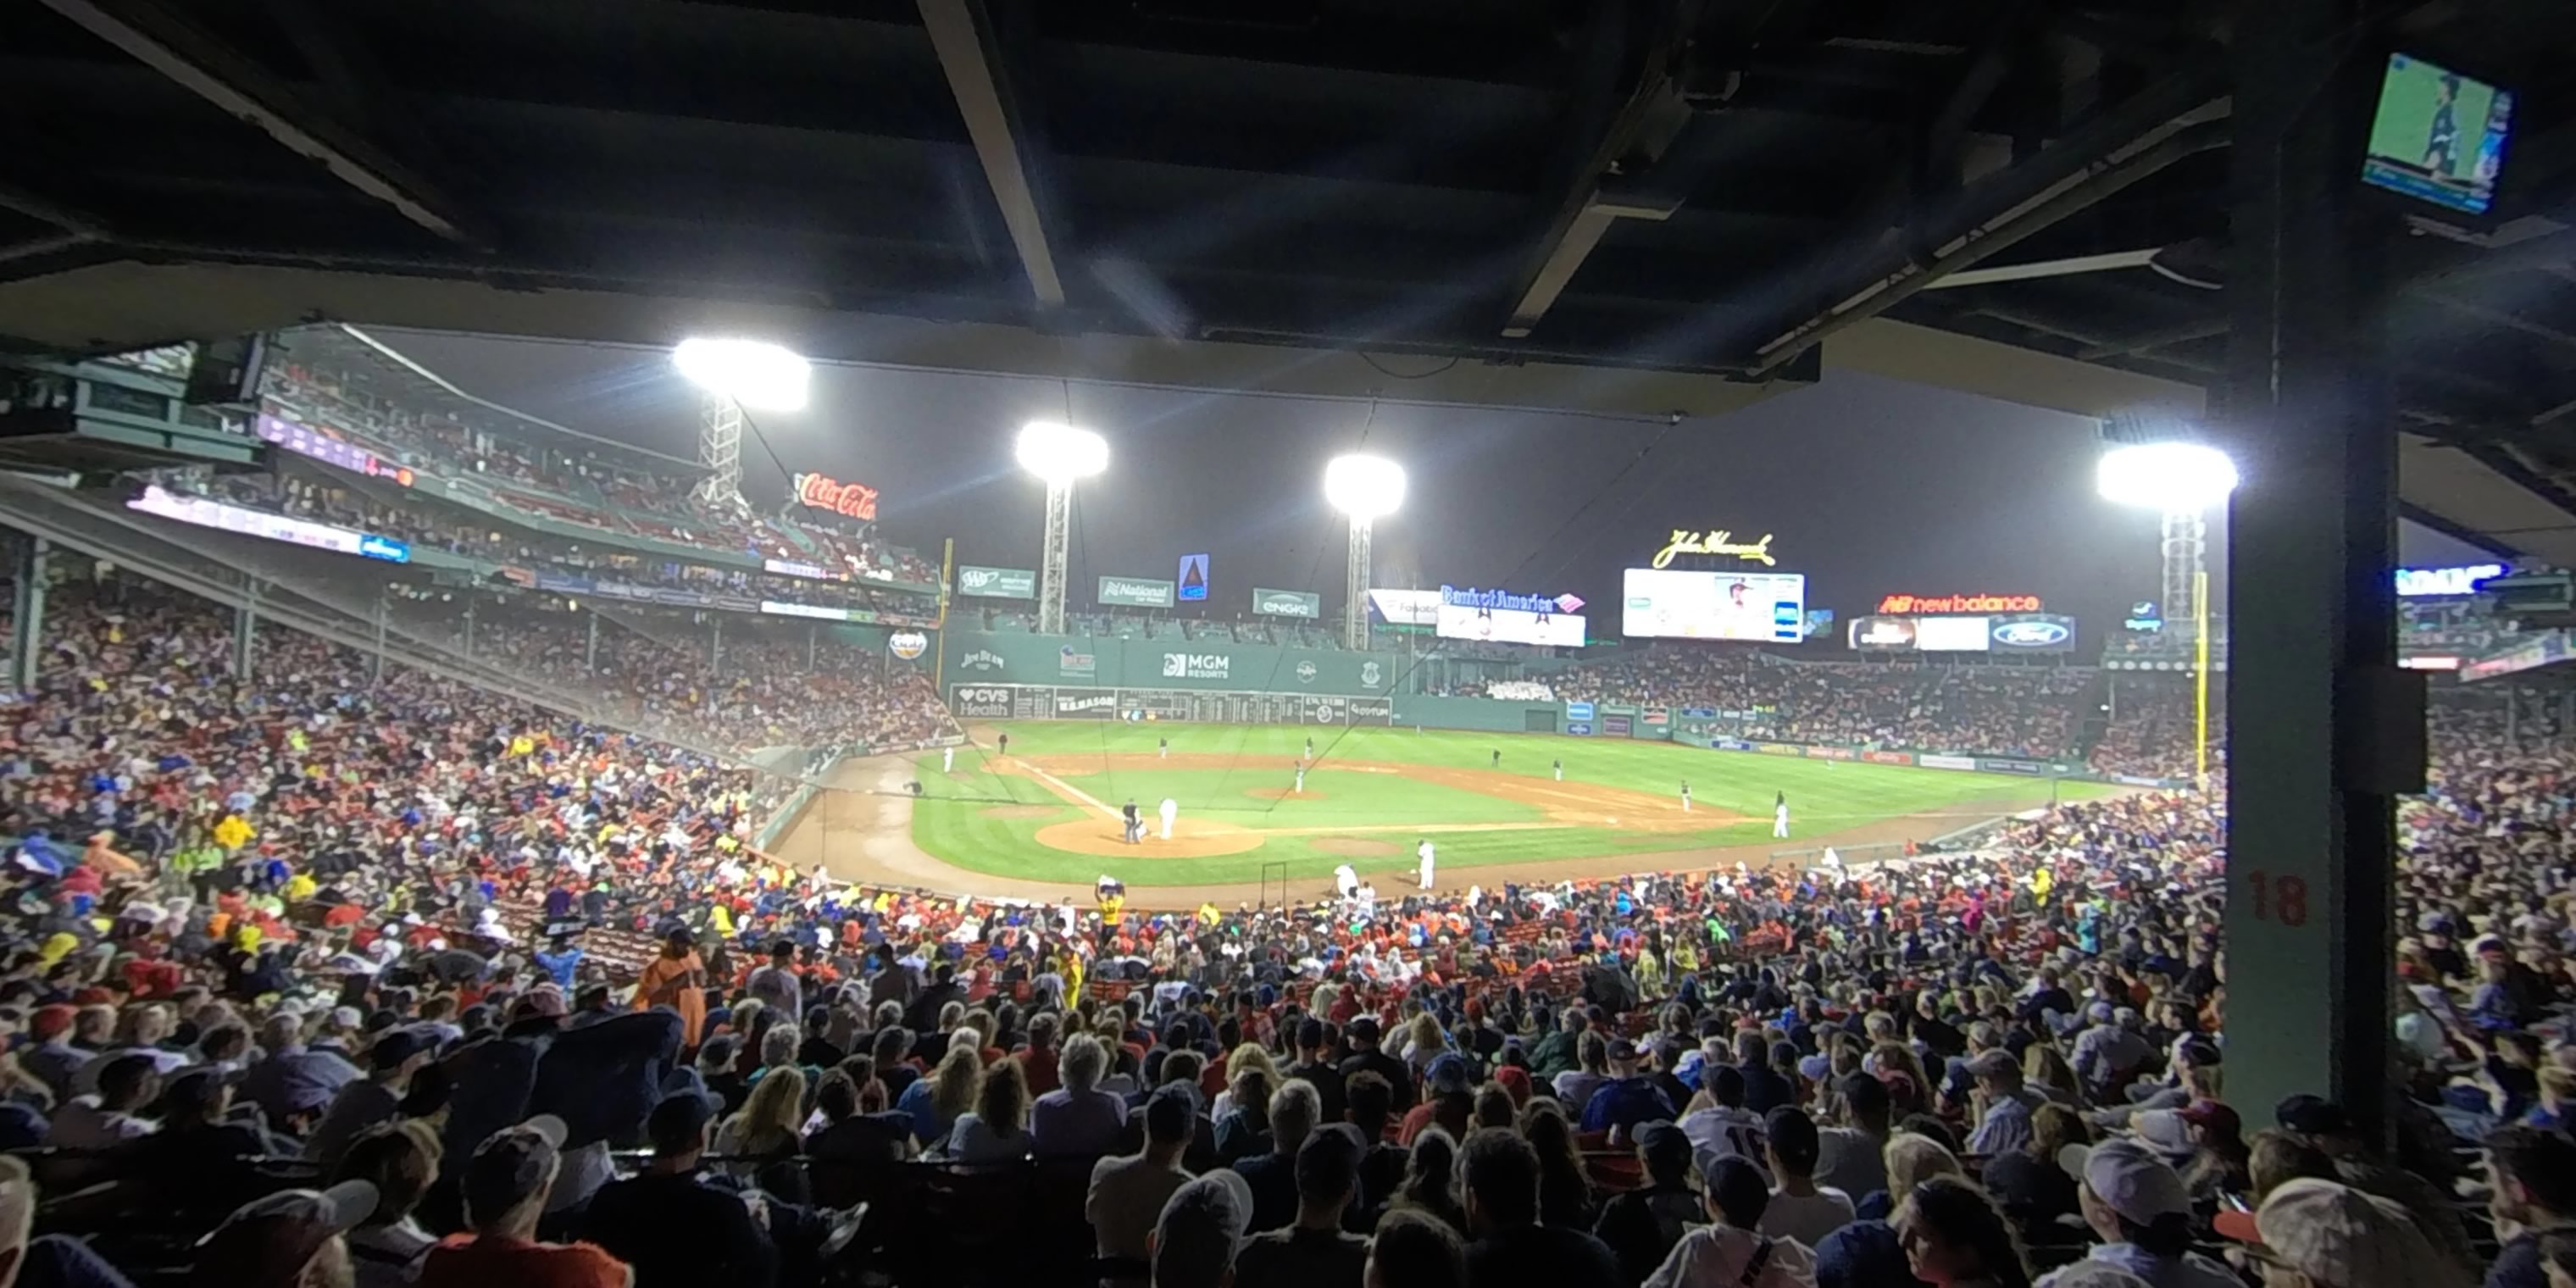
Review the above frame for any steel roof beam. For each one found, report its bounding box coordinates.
[919,0,1065,308]
[35,0,486,248]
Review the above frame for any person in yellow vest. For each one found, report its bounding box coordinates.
[2029,864,2054,909]
[212,813,253,852]
[282,869,318,904]
[711,902,736,939]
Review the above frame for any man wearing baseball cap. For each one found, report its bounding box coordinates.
[304,1028,430,1169]
[2041,1139,2235,1288]
[193,1180,379,1288]
[2216,1177,2472,1288]
[1579,1038,1675,1138]
[1152,1170,1252,1288]
[417,1115,627,1288]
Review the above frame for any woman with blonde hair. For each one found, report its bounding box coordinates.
[942,1057,1033,1162]
[714,1064,809,1199]
[1403,1012,1450,1076]
[1870,1042,1935,1118]
[1210,1042,1279,1119]
[897,1035,983,1147]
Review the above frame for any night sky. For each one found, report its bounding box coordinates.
[375,328,2487,646]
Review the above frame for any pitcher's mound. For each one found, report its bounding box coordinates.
[1034,817,1263,859]
[1242,787,1328,802]
[1313,838,1399,858]
[980,805,1058,819]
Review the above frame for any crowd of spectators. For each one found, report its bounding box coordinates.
[1552,650,2093,760]
[0,568,2568,1288]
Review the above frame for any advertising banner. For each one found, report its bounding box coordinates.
[1808,747,1857,761]
[1913,616,1992,652]
[1568,722,1594,736]
[1435,584,1586,647]
[956,566,1037,600]
[1756,743,1807,757]
[764,558,834,580]
[1875,592,2042,614]
[889,631,930,660]
[1643,708,1670,725]
[1848,617,1918,650]
[1980,758,2045,774]
[1713,738,1759,752]
[1057,644,1096,678]
[1253,587,1322,619]
[1099,575,1176,608]
[1177,553,1210,602]
[951,686,1016,719]
[1564,701,1596,721]
[1679,707,1717,719]
[1602,714,1633,736]
[1918,754,1979,771]
[1622,568,1807,641]
[1054,691,1118,719]
[1863,751,1914,765]
[1989,614,2078,651]
[1368,588,1441,625]
[1158,650,1233,681]
[791,472,879,522]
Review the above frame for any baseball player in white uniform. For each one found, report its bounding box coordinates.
[1158,797,1178,841]
[1416,838,1435,890]
[1774,791,1791,838]
[1293,763,1306,794]
[1680,781,1692,812]
[942,746,954,773]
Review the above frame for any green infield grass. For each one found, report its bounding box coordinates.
[903,723,2111,887]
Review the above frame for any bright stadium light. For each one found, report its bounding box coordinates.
[672,337,811,413]
[1015,420,1109,484]
[1018,420,1109,635]
[1324,454,1407,649]
[2096,435,2237,793]
[1324,454,1407,521]
[2096,441,2238,513]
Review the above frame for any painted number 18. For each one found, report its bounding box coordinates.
[2244,870,2310,928]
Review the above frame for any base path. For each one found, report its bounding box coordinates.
[772,752,2050,910]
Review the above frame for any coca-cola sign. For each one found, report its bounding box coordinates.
[792,472,879,521]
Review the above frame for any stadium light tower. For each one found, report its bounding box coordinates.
[672,337,810,504]
[1017,420,1108,635]
[2097,435,2238,786]
[1324,454,1407,651]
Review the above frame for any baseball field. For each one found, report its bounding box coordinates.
[890,723,2113,891]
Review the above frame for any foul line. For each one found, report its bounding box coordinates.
[1009,758,1125,823]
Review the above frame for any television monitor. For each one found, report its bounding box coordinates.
[2361,53,2513,219]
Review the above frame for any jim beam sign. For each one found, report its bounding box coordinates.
[793,472,879,522]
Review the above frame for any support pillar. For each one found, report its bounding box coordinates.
[808,623,818,669]
[2217,0,2412,1137]
[372,594,387,684]
[2509,689,2522,743]
[463,601,476,659]
[1036,480,1072,636]
[234,581,258,680]
[711,616,724,673]
[585,612,599,671]
[10,536,47,694]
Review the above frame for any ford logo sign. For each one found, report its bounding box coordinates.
[1992,620,2070,647]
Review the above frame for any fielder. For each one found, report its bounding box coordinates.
[1416,837,1435,890]
[1293,763,1306,794]
[1491,748,1502,769]
[1774,791,1791,838]
[1159,797,1178,841]
[942,746,954,773]
[1552,758,1563,782]
[1158,736,1169,759]
[1680,781,1691,812]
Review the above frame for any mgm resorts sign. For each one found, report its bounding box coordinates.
[1161,652,1232,680]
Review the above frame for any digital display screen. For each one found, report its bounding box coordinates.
[1435,602,1586,647]
[1368,588,1441,625]
[127,485,409,563]
[1913,616,1992,652]
[2362,53,2512,216]
[1621,568,1807,641]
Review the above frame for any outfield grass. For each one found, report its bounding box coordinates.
[905,724,2112,886]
